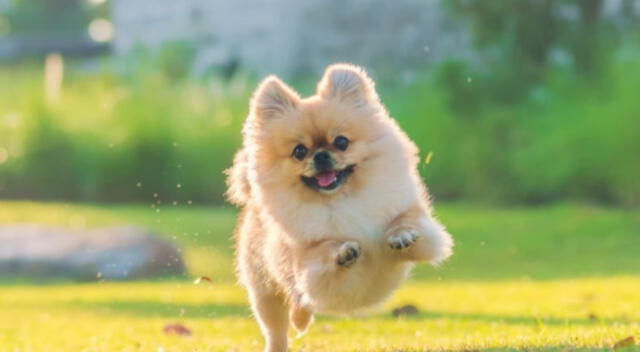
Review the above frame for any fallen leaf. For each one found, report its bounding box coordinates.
[193,276,212,285]
[588,313,598,321]
[424,151,434,165]
[613,335,635,349]
[391,304,420,317]
[163,323,192,337]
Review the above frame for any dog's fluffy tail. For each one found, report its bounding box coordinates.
[225,148,251,206]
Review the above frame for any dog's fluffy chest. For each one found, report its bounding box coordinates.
[268,192,411,243]
[320,202,387,242]
[261,168,419,243]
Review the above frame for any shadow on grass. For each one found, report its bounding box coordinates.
[62,300,251,319]
[366,310,636,327]
[46,299,635,329]
[436,347,623,352]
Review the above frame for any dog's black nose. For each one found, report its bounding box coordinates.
[313,151,333,170]
[314,151,330,163]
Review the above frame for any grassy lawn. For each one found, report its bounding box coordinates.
[0,201,639,351]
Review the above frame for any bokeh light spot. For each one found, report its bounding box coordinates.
[88,19,113,43]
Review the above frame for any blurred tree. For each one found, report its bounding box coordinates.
[6,0,90,35]
[1,0,108,60]
[445,0,619,107]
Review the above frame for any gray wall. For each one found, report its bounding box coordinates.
[110,0,472,80]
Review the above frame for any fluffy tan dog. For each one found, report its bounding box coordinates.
[226,63,453,352]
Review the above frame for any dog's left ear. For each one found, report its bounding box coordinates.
[317,63,379,107]
[251,75,300,120]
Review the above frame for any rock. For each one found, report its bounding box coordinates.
[0,224,186,280]
[391,304,420,317]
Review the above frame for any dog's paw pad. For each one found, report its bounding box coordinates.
[388,230,417,250]
[336,241,360,267]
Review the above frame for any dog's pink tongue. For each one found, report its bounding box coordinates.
[315,171,337,187]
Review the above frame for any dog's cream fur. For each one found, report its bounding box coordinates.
[227,63,453,352]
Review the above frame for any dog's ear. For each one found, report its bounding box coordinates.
[317,63,379,107]
[251,75,300,119]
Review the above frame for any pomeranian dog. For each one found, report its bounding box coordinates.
[226,63,453,352]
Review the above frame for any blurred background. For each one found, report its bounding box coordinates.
[0,1,639,350]
[1,0,638,206]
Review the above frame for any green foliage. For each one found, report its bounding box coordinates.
[446,0,621,105]
[0,64,249,203]
[1,45,639,205]
[384,48,640,206]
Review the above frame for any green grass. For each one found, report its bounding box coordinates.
[0,201,639,351]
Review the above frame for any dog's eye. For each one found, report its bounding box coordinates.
[292,144,308,160]
[333,136,350,151]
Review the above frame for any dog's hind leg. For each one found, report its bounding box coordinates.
[290,305,314,335]
[249,289,290,352]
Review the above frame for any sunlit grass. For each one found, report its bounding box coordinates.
[0,201,639,351]
[0,279,638,351]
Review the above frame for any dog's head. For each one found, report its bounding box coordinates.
[244,64,410,199]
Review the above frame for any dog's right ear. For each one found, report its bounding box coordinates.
[251,75,300,119]
[317,63,379,107]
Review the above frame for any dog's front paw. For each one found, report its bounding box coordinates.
[336,241,360,267]
[388,230,417,250]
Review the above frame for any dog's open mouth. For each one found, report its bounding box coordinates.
[301,165,355,192]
